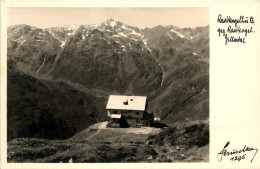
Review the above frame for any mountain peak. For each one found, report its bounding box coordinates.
[105,18,122,28]
[106,18,117,23]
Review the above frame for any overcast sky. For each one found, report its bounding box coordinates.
[8,7,209,29]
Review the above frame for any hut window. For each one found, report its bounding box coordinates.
[136,112,140,115]
[114,111,117,114]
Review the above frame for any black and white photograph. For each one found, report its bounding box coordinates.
[6,7,209,163]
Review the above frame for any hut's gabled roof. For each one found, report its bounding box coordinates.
[106,95,147,111]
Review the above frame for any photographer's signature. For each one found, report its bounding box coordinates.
[217,141,258,162]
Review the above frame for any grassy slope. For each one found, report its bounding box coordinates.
[8,121,209,163]
[7,66,107,141]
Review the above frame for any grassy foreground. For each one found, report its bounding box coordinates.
[7,120,209,163]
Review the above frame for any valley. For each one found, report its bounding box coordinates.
[7,18,209,162]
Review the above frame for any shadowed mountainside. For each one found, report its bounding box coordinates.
[7,62,106,141]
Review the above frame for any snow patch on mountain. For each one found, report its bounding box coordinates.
[48,31,66,48]
[109,20,117,28]
[20,40,26,44]
[93,24,101,28]
[67,30,77,36]
[106,18,118,28]
[167,33,174,40]
[113,34,120,38]
[131,38,138,42]
[170,29,185,38]
[129,43,132,49]
[118,32,127,37]
[121,45,126,52]
[121,25,131,30]
[60,41,66,47]
[63,25,79,30]
[103,38,111,45]
[142,39,151,52]
[130,29,142,37]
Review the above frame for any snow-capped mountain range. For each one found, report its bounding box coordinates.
[8,18,208,85]
[8,18,189,50]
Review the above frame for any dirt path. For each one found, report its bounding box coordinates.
[95,121,108,129]
[85,121,108,141]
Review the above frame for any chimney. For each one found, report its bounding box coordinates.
[123,100,128,105]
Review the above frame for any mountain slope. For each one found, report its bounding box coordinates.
[7,62,106,141]
[7,18,209,140]
[48,27,162,94]
[148,46,209,124]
